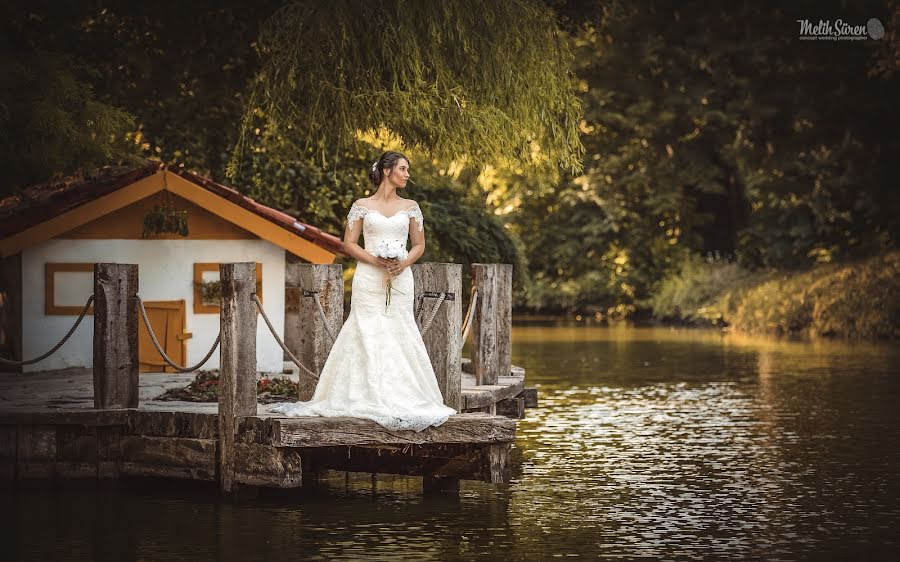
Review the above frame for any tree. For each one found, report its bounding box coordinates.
[504,0,900,313]
[228,0,585,180]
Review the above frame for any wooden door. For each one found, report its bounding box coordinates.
[138,300,192,373]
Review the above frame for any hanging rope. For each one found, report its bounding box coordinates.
[418,292,447,336]
[253,294,320,381]
[308,291,337,344]
[0,295,94,366]
[137,296,219,372]
[460,288,478,346]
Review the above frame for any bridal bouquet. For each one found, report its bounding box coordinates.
[371,239,409,312]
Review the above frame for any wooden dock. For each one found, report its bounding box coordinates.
[0,366,530,492]
[0,261,536,494]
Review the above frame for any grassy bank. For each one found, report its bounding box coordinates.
[648,251,900,340]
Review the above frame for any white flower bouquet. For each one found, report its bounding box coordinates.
[371,239,409,311]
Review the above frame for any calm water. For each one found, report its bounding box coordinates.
[4,324,900,560]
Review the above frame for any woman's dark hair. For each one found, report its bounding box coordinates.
[368,151,409,187]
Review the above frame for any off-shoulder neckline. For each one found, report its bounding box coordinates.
[353,201,419,220]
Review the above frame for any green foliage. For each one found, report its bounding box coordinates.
[0,48,139,194]
[507,0,899,312]
[196,281,221,305]
[650,250,900,339]
[719,251,900,339]
[141,203,188,238]
[228,0,584,179]
[648,253,769,324]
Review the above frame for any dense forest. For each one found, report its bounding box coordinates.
[2,0,898,337]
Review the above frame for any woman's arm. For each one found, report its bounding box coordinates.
[401,209,425,270]
[343,204,382,267]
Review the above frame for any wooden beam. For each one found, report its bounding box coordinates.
[1,172,166,258]
[460,373,525,410]
[412,263,463,411]
[285,263,343,400]
[271,412,516,447]
[298,443,502,484]
[219,262,258,492]
[471,264,499,385]
[165,171,336,264]
[495,397,525,419]
[93,263,139,409]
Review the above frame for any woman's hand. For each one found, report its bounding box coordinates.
[377,257,407,278]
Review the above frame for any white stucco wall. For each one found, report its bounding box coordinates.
[22,239,286,373]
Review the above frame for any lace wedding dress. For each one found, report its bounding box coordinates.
[269,201,457,431]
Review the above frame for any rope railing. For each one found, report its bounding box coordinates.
[0,295,95,366]
[418,292,448,336]
[460,288,478,346]
[305,290,337,344]
[253,294,320,382]
[136,296,219,373]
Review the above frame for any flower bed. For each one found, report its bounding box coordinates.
[156,370,299,403]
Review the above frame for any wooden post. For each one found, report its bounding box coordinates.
[471,264,513,386]
[412,263,462,411]
[218,262,258,492]
[496,264,513,384]
[284,263,343,400]
[93,263,139,409]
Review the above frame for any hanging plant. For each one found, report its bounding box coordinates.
[197,280,221,305]
[142,203,189,237]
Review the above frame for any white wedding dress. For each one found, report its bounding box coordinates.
[269,201,457,431]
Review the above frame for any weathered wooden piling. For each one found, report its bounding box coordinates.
[284,263,343,400]
[218,262,258,492]
[470,264,512,386]
[92,263,139,409]
[412,263,462,411]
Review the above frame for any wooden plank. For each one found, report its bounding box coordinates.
[484,443,509,484]
[0,409,130,426]
[93,263,139,409]
[119,435,217,481]
[285,263,343,400]
[127,411,219,439]
[16,424,56,478]
[496,397,525,419]
[300,445,484,482]
[412,263,463,411]
[461,377,525,410]
[219,262,258,492]
[233,442,302,488]
[272,413,515,447]
[521,387,539,408]
[96,426,123,478]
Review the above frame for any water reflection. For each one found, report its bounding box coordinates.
[509,324,900,559]
[2,324,899,560]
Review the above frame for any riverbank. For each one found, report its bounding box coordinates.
[649,250,900,340]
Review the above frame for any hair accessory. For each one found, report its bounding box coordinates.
[371,161,378,172]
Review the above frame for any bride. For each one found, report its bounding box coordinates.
[269,151,457,431]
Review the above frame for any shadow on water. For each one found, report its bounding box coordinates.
[3,323,900,560]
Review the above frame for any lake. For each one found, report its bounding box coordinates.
[4,323,899,560]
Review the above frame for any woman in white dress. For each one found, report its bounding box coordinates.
[269,151,457,431]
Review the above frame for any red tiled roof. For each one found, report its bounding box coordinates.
[0,161,164,239]
[0,161,347,257]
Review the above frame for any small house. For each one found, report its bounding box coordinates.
[0,161,346,373]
